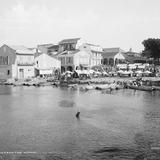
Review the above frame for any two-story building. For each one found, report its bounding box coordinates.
[57,38,103,72]
[81,43,103,67]
[0,44,35,79]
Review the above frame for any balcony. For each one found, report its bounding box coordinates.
[17,62,34,66]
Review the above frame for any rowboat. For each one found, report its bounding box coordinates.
[95,84,110,90]
[79,85,95,91]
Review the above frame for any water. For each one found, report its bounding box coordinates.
[0,85,160,159]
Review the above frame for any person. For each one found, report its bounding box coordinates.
[109,87,112,94]
[76,111,80,119]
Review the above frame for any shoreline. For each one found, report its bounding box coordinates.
[1,76,160,88]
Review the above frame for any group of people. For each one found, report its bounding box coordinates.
[132,78,143,87]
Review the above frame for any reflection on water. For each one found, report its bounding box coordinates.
[59,100,76,108]
[0,86,160,159]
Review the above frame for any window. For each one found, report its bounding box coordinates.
[64,44,68,51]
[36,61,39,67]
[7,70,10,75]
[66,57,73,64]
[70,44,75,50]
[0,56,9,65]
[61,57,65,65]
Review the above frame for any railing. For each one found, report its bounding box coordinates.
[17,62,34,66]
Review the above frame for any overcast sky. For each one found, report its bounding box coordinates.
[0,0,160,52]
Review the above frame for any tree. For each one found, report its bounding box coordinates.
[142,38,160,63]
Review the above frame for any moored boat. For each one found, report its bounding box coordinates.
[152,86,160,91]
[95,84,110,90]
[128,85,155,91]
[85,85,95,90]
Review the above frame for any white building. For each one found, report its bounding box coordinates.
[57,38,103,72]
[34,53,61,76]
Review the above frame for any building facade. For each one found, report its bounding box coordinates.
[34,53,61,76]
[102,48,125,66]
[0,45,35,79]
[57,38,103,72]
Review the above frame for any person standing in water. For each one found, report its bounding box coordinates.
[76,111,80,119]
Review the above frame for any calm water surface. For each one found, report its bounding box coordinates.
[0,85,160,159]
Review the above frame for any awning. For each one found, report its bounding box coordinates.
[39,69,53,75]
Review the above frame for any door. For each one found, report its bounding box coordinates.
[19,69,24,79]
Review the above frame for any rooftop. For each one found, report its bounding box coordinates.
[8,45,34,54]
[57,50,80,56]
[37,44,54,48]
[59,38,81,44]
[103,52,118,57]
[122,53,147,62]
[85,43,100,47]
[85,43,103,52]
[103,47,125,53]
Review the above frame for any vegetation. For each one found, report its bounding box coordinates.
[142,38,160,64]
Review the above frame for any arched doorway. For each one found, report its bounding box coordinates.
[76,66,79,70]
[109,58,114,66]
[115,58,118,65]
[67,66,73,72]
[104,58,108,65]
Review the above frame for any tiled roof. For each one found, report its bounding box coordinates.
[37,44,53,48]
[124,51,141,57]
[103,47,125,53]
[103,52,118,57]
[125,51,138,54]
[8,45,34,54]
[84,43,103,52]
[102,47,125,57]
[57,50,80,56]
[47,44,59,49]
[85,43,99,47]
[59,38,80,44]
[122,53,147,62]
[91,50,103,53]
[35,52,59,60]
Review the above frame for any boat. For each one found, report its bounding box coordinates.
[95,84,110,90]
[85,85,95,90]
[128,85,155,91]
[79,85,95,91]
[108,83,121,90]
[152,86,160,91]
[59,79,79,87]
[141,78,160,91]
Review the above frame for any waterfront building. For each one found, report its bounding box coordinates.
[0,44,35,79]
[102,47,147,66]
[102,47,125,66]
[34,52,61,76]
[35,44,61,76]
[124,49,147,63]
[57,38,103,72]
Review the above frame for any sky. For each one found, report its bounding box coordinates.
[0,0,160,52]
